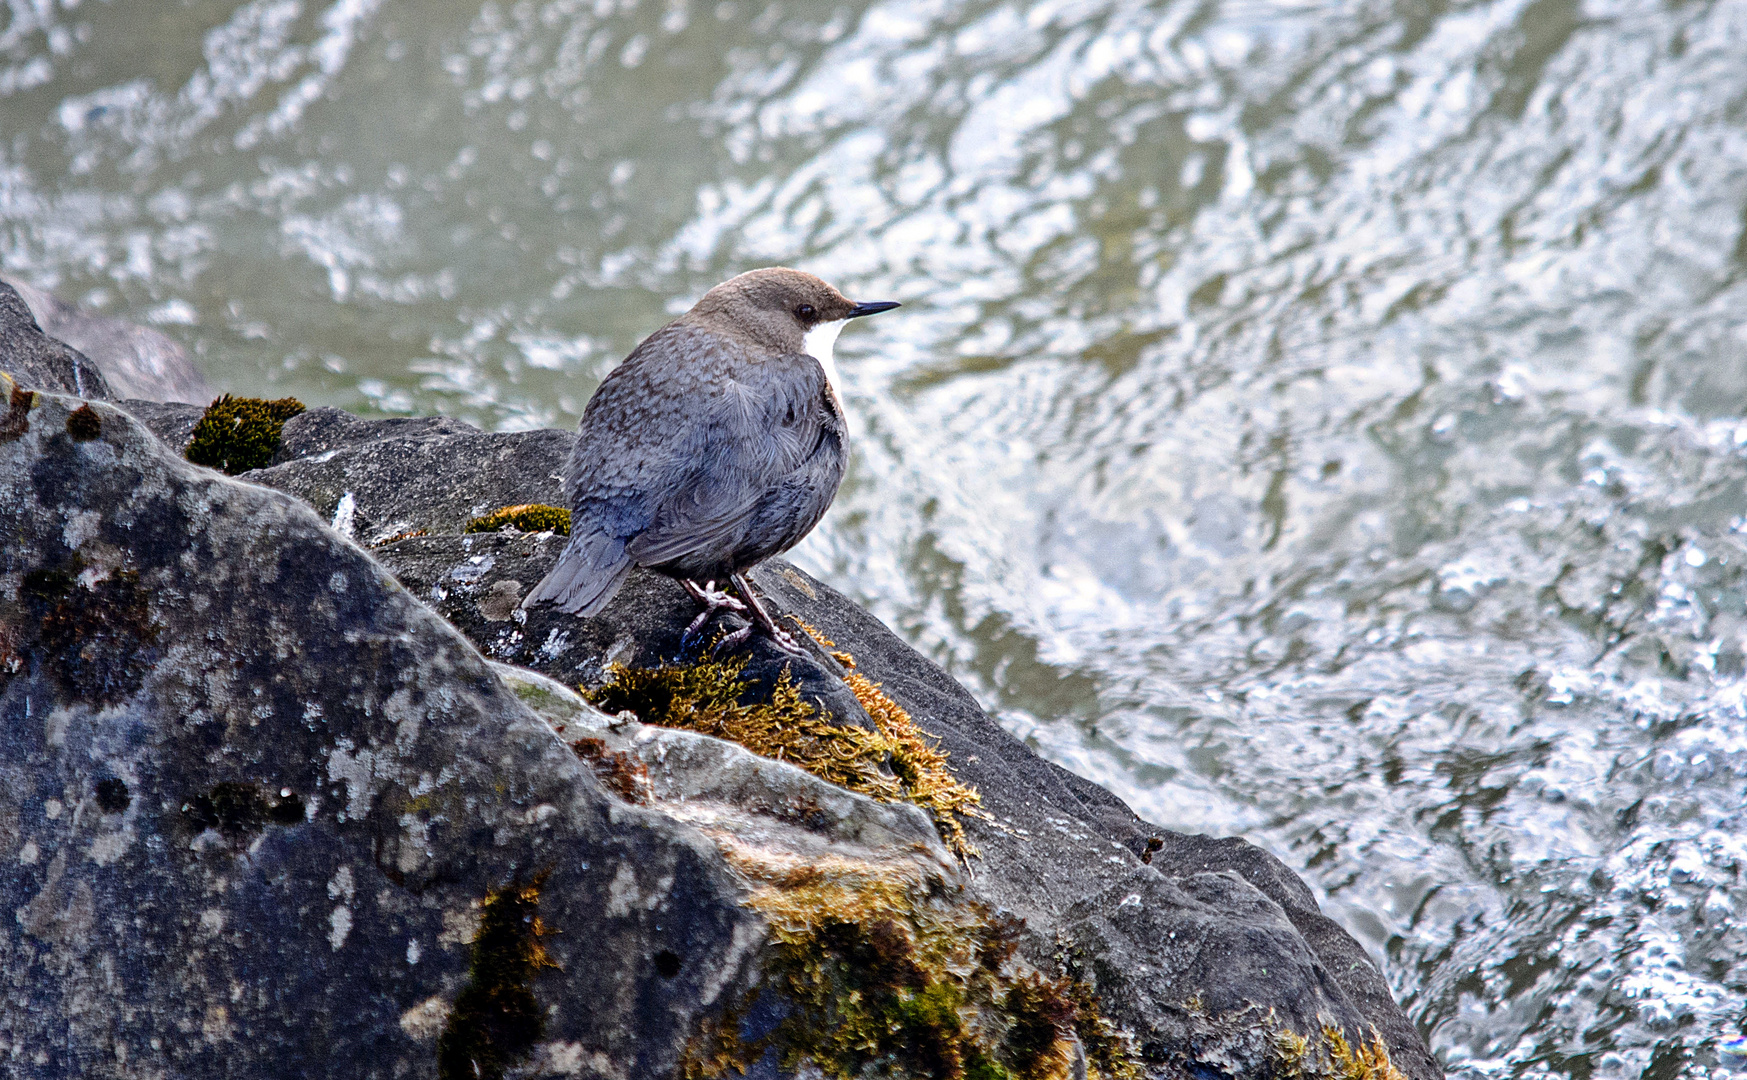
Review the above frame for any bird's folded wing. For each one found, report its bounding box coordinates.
[622,351,837,567]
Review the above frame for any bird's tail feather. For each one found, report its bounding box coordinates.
[521,531,633,616]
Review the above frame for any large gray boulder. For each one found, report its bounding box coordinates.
[3,281,1439,1078]
[0,384,786,1077]
[231,404,1440,1080]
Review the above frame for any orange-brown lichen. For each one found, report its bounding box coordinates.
[570,736,652,803]
[372,527,429,547]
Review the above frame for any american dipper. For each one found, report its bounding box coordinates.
[521,267,898,654]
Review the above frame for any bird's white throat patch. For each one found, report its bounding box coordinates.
[801,319,846,389]
[802,318,850,428]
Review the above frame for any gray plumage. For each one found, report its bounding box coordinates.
[524,268,896,625]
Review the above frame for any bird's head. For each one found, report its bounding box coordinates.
[688,267,899,366]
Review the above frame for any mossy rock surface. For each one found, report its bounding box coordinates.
[588,649,985,861]
[1,389,772,1079]
[142,395,1441,1080]
[183,393,305,474]
[686,870,1140,1080]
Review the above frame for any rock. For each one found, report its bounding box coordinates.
[0,395,1143,1078]
[0,282,112,401]
[243,406,1441,1080]
[747,567,1441,1080]
[114,398,206,455]
[2,286,1439,1078]
[247,406,574,546]
[1,275,210,404]
[0,390,800,1077]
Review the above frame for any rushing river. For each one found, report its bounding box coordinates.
[5,0,1747,1074]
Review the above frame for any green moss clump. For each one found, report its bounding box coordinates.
[683,869,1139,1080]
[438,877,554,1080]
[463,504,572,535]
[184,394,305,475]
[585,655,986,861]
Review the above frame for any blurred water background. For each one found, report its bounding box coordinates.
[5,0,1747,1074]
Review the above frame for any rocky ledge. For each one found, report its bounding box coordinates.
[1,283,1439,1080]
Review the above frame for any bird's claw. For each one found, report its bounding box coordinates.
[709,623,809,659]
[687,572,813,659]
[681,579,751,650]
[710,624,754,654]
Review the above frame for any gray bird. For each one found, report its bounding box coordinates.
[521,267,898,654]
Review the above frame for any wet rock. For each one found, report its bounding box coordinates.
[246,406,574,546]
[0,282,112,401]
[248,408,1441,1080]
[3,390,949,1078]
[3,285,1439,1076]
[111,398,206,455]
[1,275,210,404]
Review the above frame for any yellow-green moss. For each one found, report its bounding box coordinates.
[683,864,1138,1080]
[437,876,555,1080]
[463,504,572,535]
[184,394,305,474]
[806,621,991,859]
[1275,1024,1408,1080]
[585,654,986,861]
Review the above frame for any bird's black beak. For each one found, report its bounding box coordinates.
[847,301,900,319]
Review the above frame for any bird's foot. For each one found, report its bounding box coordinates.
[710,623,755,654]
[709,621,808,658]
[715,571,812,658]
[681,579,750,650]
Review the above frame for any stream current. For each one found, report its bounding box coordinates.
[4,0,1747,1074]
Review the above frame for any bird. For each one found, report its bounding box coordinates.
[521,267,899,655]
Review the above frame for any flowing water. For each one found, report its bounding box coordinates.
[5,0,1747,1073]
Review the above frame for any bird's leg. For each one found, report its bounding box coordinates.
[681,579,749,647]
[713,572,807,657]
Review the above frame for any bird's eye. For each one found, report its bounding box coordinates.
[795,304,815,320]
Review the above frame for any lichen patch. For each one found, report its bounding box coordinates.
[401,996,451,1041]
